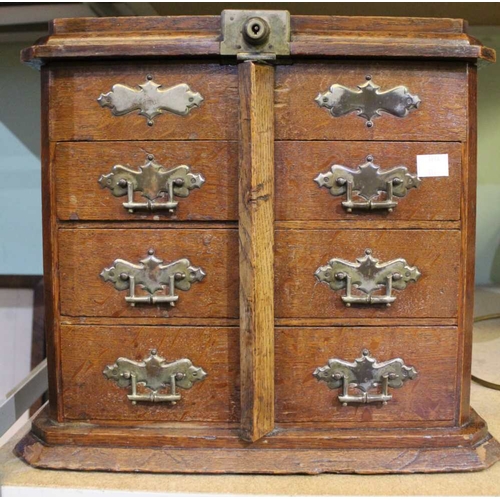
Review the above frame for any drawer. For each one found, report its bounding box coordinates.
[58,229,239,319]
[60,325,239,422]
[275,61,467,141]
[275,229,460,319]
[55,142,238,221]
[275,327,458,425]
[49,62,239,141]
[275,142,462,221]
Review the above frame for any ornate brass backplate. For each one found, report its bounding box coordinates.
[315,249,421,306]
[313,348,417,405]
[98,154,205,213]
[97,75,203,126]
[101,249,205,306]
[104,349,207,404]
[315,76,421,127]
[314,155,421,213]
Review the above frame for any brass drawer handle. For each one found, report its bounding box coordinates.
[315,248,420,307]
[104,349,207,405]
[315,76,421,128]
[314,349,417,406]
[98,154,205,214]
[314,155,421,213]
[101,249,205,307]
[97,75,203,126]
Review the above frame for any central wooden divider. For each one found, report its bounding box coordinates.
[238,61,275,443]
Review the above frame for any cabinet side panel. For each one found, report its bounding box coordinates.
[459,64,478,424]
[42,67,62,420]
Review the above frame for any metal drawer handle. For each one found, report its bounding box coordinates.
[97,75,203,126]
[314,155,421,213]
[313,349,417,406]
[98,154,205,214]
[101,249,205,307]
[104,349,207,405]
[315,248,420,307]
[315,75,421,128]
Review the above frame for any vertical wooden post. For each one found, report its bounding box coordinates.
[238,61,275,442]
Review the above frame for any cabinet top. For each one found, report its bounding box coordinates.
[22,12,495,68]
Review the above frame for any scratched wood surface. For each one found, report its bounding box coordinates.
[17,429,500,473]
[275,229,461,319]
[55,141,238,221]
[275,141,462,221]
[275,326,458,424]
[238,62,275,442]
[60,325,240,422]
[48,62,239,141]
[275,61,467,141]
[58,228,239,319]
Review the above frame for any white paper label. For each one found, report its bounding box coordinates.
[416,154,449,177]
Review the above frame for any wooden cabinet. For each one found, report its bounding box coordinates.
[17,11,500,474]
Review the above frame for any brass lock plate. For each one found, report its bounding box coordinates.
[220,10,291,60]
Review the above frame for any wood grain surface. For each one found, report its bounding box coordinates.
[58,228,239,319]
[275,229,460,319]
[27,404,491,450]
[48,62,239,141]
[238,62,275,442]
[275,326,458,424]
[275,141,462,221]
[54,141,238,221]
[275,61,467,141]
[18,414,500,473]
[60,325,239,422]
[21,16,495,66]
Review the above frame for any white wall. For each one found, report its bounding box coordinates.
[0,42,42,275]
[471,27,500,284]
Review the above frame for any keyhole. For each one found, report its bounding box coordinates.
[242,17,270,45]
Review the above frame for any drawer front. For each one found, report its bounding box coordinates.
[275,229,460,319]
[49,62,238,141]
[60,325,239,422]
[275,61,467,141]
[276,142,462,221]
[59,229,239,319]
[275,327,458,425]
[55,142,238,221]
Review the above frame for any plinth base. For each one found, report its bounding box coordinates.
[15,407,500,474]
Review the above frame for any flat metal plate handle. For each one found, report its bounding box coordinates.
[315,248,421,307]
[101,249,205,307]
[98,154,205,214]
[314,155,421,213]
[313,348,417,406]
[97,75,203,126]
[315,76,421,128]
[104,349,207,405]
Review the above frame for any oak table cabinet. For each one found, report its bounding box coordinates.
[16,11,500,474]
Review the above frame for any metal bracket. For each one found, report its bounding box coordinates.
[314,155,421,213]
[313,349,417,406]
[98,154,205,214]
[100,249,205,307]
[220,10,290,60]
[104,349,207,405]
[315,248,421,307]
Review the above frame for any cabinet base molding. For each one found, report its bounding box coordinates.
[16,408,500,474]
